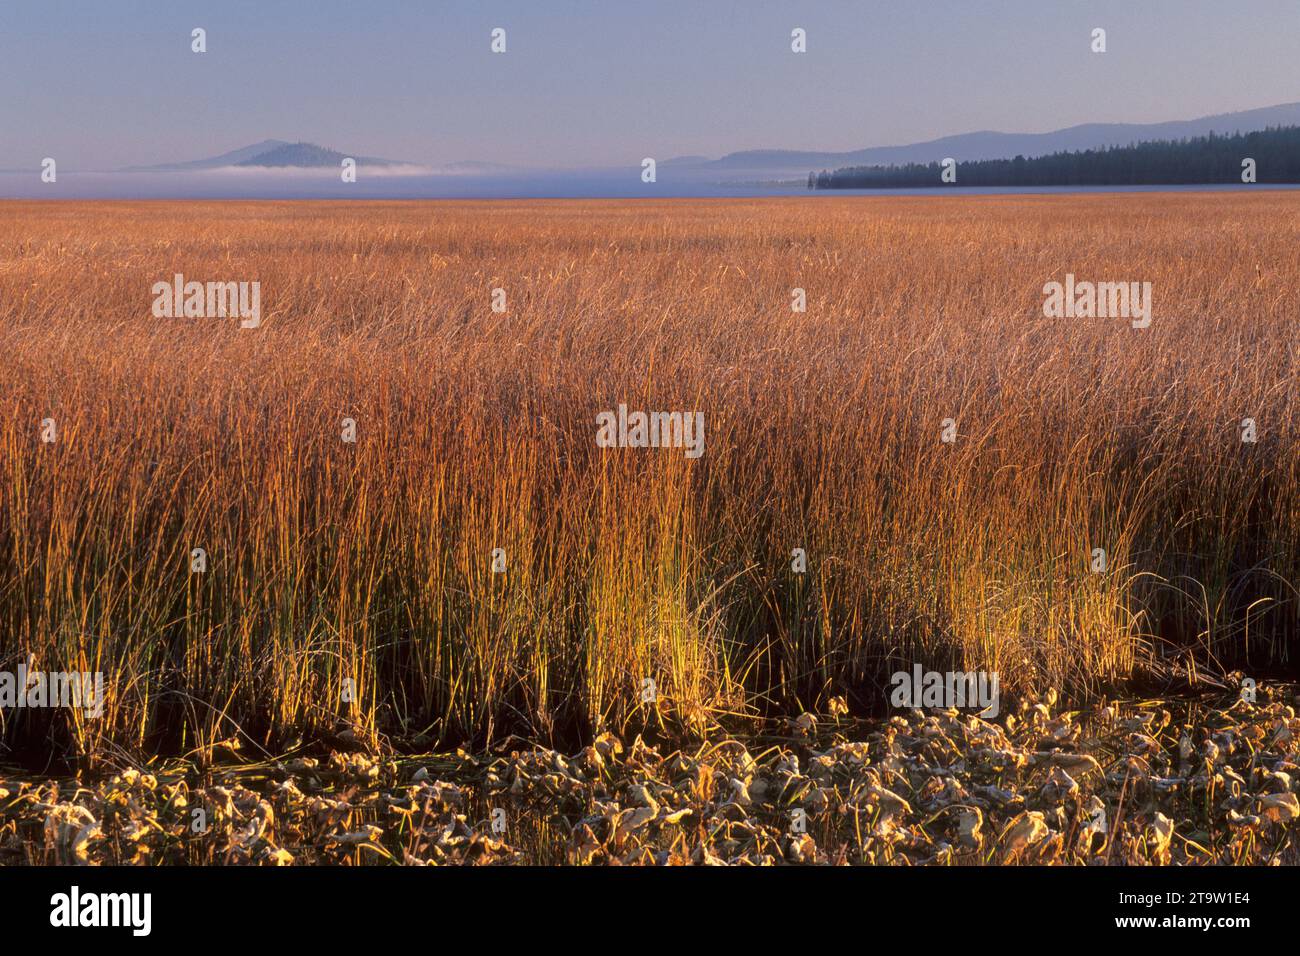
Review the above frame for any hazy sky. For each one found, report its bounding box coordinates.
[4,0,1298,169]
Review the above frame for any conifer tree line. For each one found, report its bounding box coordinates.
[810,125,1300,188]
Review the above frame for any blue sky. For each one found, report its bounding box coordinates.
[3,0,1298,169]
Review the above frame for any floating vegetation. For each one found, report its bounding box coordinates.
[3,684,1296,865]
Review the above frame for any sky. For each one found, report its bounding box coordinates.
[3,0,1298,170]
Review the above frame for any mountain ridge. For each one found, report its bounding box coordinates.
[127,140,410,171]
[697,102,1300,174]
[116,101,1300,178]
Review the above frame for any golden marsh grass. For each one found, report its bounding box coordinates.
[1,195,1297,765]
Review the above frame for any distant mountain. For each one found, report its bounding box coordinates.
[235,141,406,168]
[125,139,291,171]
[697,102,1300,175]
[129,140,408,171]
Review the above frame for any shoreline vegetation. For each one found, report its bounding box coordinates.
[4,683,1297,865]
[811,125,1300,189]
[1,195,1297,773]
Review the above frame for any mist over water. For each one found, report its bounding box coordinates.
[1,167,797,200]
[3,167,1288,200]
